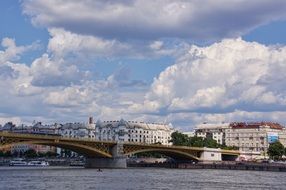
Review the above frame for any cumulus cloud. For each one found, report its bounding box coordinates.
[106,67,147,88]
[0,38,39,63]
[23,0,286,41]
[131,38,286,116]
[0,33,152,125]
[46,28,184,59]
[44,83,97,107]
[30,53,89,87]
[47,28,132,58]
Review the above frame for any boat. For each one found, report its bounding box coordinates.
[27,161,49,167]
[70,160,85,167]
[9,159,28,166]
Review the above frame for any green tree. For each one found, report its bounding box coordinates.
[268,141,285,160]
[170,131,190,146]
[45,151,57,158]
[189,136,204,147]
[222,145,239,150]
[203,138,220,148]
[3,151,11,157]
[0,150,4,157]
[170,131,240,150]
[24,149,37,158]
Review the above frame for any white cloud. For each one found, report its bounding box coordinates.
[0,38,38,63]
[2,19,286,130]
[23,0,286,41]
[0,115,22,126]
[132,38,286,116]
[44,84,95,107]
[30,53,89,87]
[47,28,132,58]
[46,28,185,59]
[150,41,164,50]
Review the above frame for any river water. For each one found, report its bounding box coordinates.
[0,167,286,190]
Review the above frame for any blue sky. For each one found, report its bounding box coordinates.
[1,0,286,130]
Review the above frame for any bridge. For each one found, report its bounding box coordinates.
[0,132,240,168]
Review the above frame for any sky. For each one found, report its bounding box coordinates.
[1,0,286,130]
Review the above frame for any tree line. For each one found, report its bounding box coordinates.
[267,141,286,160]
[0,149,57,158]
[170,131,238,150]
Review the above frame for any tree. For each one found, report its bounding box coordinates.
[221,145,239,150]
[3,151,11,157]
[203,138,220,148]
[24,149,37,158]
[45,151,57,157]
[170,131,190,146]
[268,141,285,160]
[170,131,239,150]
[189,136,204,147]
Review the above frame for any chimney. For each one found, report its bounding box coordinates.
[89,116,94,124]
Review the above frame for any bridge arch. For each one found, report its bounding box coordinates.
[1,141,112,158]
[125,148,201,161]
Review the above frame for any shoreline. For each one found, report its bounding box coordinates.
[127,162,286,172]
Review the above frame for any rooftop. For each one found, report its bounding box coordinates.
[230,122,284,130]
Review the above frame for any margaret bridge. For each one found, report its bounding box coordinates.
[0,132,241,168]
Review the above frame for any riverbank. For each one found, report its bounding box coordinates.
[0,158,84,167]
[128,162,286,172]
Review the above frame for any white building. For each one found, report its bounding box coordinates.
[58,122,96,139]
[55,117,173,145]
[195,123,230,145]
[95,119,174,145]
[225,122,285,155]
[193,121,286,156]
[0,118,174,156]
[182,131,195,138]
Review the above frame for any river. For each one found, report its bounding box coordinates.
[0,167,286,190]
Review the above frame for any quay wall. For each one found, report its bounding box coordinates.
[127,162,286,172]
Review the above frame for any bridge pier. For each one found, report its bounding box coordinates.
[85,157,127,168]
[85,142,127,169]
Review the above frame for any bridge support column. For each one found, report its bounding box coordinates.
[85,157,127,168]
[199,148,222,163]
[85,142,127,169]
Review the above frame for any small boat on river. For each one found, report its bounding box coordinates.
[9,159,28,166]
[9,159,49,167]
[27,161,49,167]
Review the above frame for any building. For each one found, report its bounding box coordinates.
[225,122,285,155]
[95,119,174,145]
[0,122,58,154]
[58,122,96,139]
[193,121,286,156]
[182,131,195,138]
[195,123,230,145]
